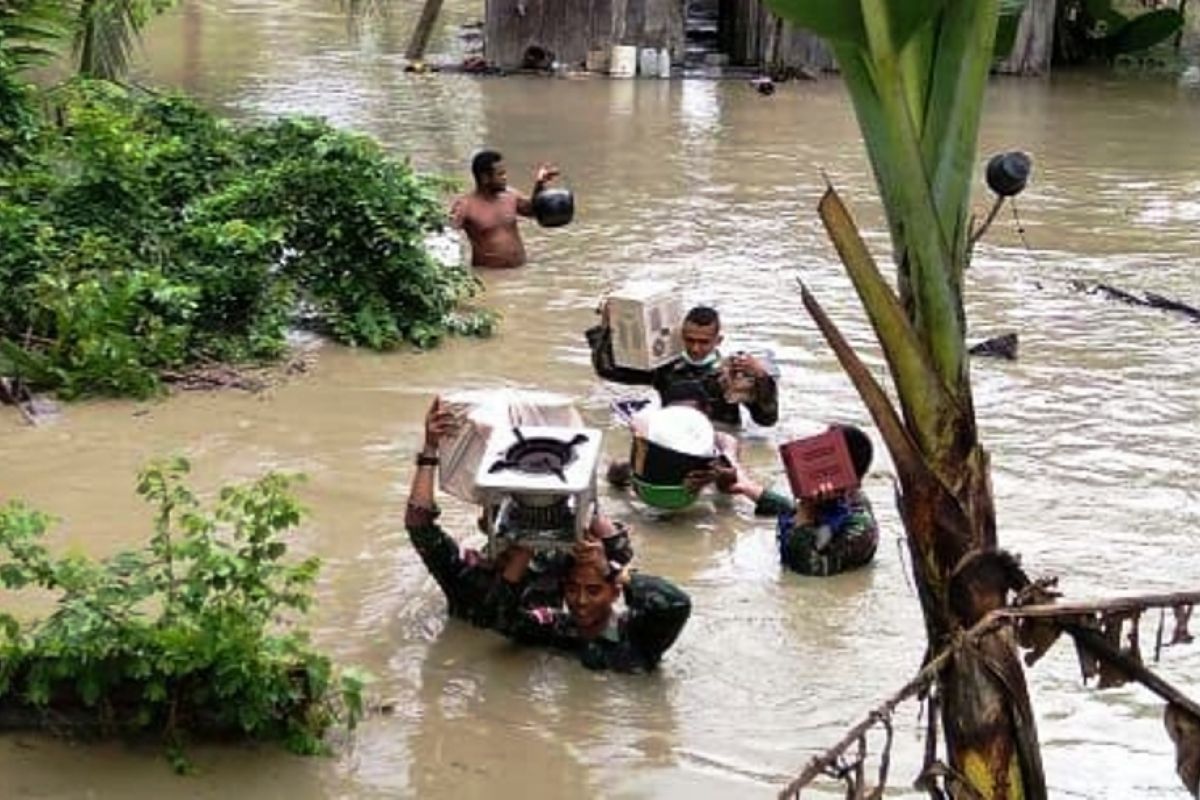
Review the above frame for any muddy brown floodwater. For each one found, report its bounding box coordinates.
[2,1,1199,797]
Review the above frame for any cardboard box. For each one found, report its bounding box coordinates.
[586,47,610,73]
[778,429,859,500]
[607,281,683,371]
[437,389,583,503]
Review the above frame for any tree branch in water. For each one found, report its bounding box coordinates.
[779,587,1200,799]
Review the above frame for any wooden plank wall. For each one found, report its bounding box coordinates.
[725,0,834,72]
[485,0,685,69]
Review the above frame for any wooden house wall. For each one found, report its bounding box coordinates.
[484,0,685,69]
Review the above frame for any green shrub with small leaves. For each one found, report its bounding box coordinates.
[0,459,369,766]
[0,81,494,398]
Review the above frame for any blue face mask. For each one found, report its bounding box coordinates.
[680,349,719,368]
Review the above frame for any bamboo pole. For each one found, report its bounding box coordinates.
[996,592,1200,621]
[405,0,445,62]
[778,588,1200,798]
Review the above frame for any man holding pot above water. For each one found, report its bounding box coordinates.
[405,398,691,672]
[586,304,779,429]
[449,149,568,269]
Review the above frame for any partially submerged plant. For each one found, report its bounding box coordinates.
[765,1,1199,798]
[0,458,369,767]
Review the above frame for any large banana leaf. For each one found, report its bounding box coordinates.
[1106,9,1184,56]
[0,1,70,68]
[766,0,946,50]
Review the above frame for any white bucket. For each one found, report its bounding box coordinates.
[610,45,637,78]
[639,47,659,77]
[657,48,671,78]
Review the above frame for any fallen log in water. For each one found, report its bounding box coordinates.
[0,377,58,425]
[1069,281,1200,323]
[968,332,1019,360]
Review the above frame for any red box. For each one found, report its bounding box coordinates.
[778,430,859,499]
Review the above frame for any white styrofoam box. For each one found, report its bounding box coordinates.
[657,48,671,79]
[607,280,683,371]
[610,45,637,78]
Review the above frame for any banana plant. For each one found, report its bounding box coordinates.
[0,0,175,80]
[0,0,70,69]
[763,1,1047,797]
[1059,0,1185,63]
[74,0,175,80]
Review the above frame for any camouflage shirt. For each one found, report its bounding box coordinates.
[503,573,692,672]
[406,505,690,673]
[754,488,879,577]
[585,325,779,427]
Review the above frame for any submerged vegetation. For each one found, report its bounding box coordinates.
[0,459,368,766]
[0,0,493,400]
[0,81,492,399]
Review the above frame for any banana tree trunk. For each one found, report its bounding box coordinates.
[900,469,1046,798]
[805,180,1047,799]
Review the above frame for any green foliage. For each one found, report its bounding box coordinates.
[0,81,490,398]
[0,0,59,167]
[1057,1,1185,64]
[74,0,177,80]
[0,58,39,167]
[0,0,70,71]
[0,459,367,762]
[766,0,1002,464]
[768,0,1028,57]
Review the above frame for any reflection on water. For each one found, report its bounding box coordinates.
[1,1,1198,797]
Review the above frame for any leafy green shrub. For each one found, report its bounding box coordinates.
[0,459,368,763]
[0,57,39,168]
[0,81,493,398]
[1,265,196,398]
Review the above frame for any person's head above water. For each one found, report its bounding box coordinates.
[563,540,621,638]
[680,306,722,366]
[471,149,506,193]
[660,379,712,416]
[833,423,874,480]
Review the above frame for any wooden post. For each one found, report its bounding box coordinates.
[405,0,445,62]
[996,0,1058,76]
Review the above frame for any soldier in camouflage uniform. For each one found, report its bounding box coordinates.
[586,304,778,428]
[718,424,879,577]
[406,398,691,673]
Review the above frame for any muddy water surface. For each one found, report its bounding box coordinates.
[1,2,1199,798]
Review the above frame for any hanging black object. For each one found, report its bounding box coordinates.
[985,151,1032,197]
[533,187,575,228]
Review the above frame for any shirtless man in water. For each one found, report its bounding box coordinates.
[450,150,559,269]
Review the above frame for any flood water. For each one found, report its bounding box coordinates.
[2,1,1199,797]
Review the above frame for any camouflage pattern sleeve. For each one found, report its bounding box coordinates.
[405,503,466,601]
[754,487,796,517]
[621,573,692,669]
[745,374,779,426]
[405,503,506,625]
[585,325,658,386]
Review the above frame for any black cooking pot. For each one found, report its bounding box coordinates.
[533,187,574,228]
[985,151,1032,197]
[630,437,720,486]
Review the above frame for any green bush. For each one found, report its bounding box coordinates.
[0,459,368,764]
[0,81,494,398]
